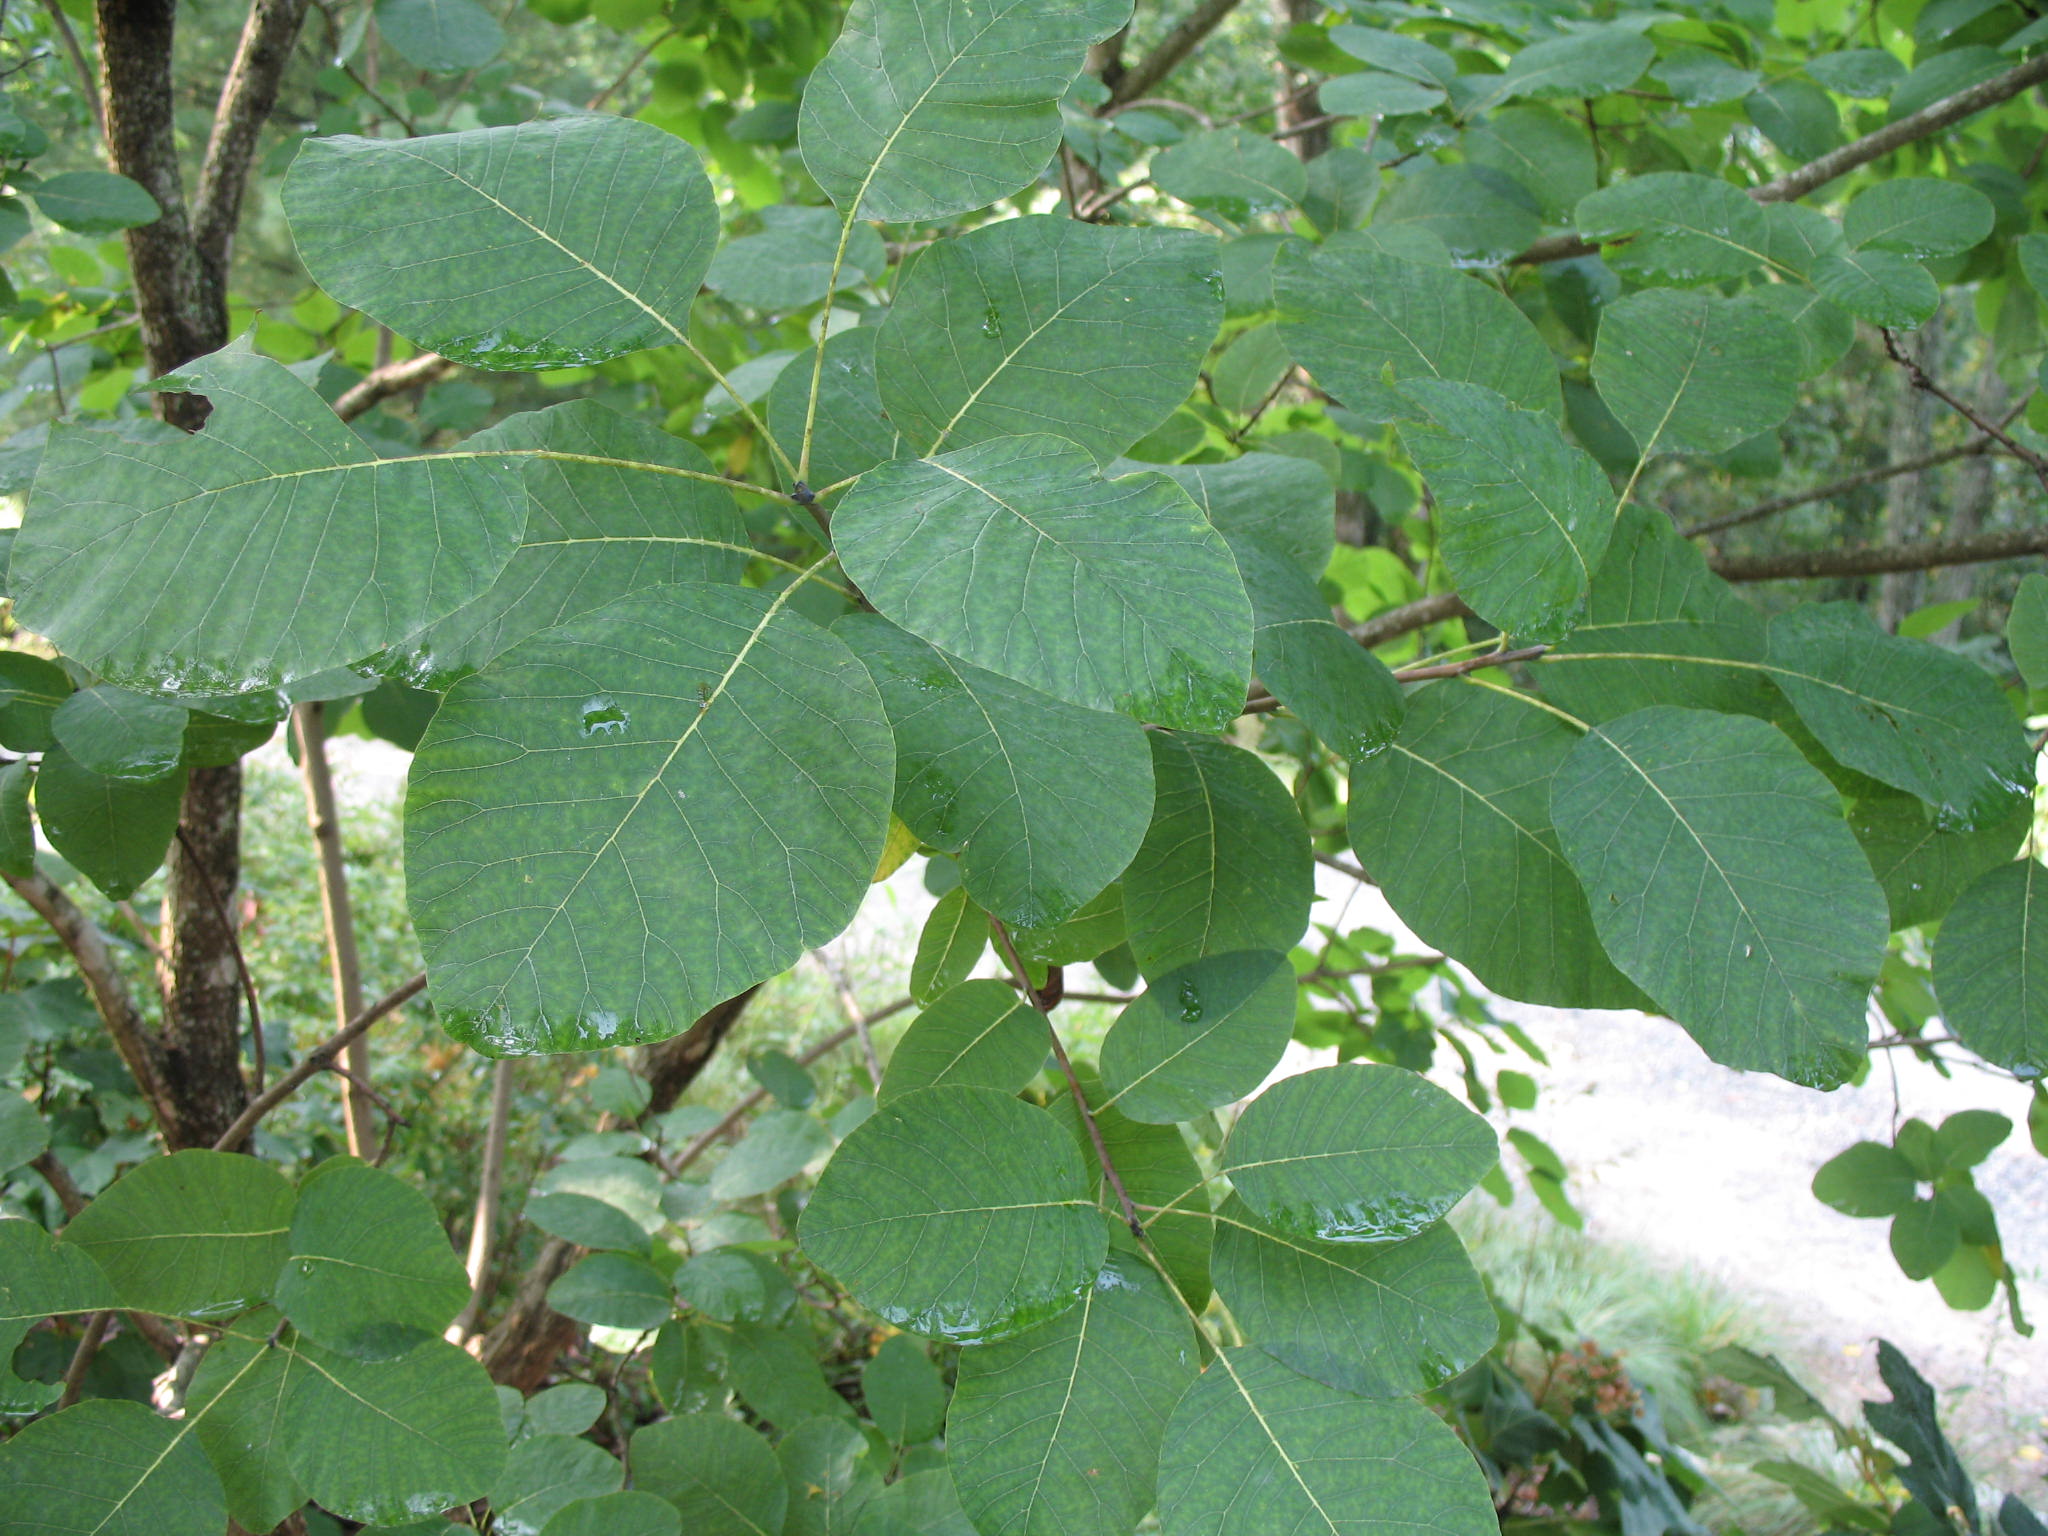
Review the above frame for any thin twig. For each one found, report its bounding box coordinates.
[809,949,885,1089]
[449,1058,515,1342]
[1393,645,1547,682]
[294,703,375,1155]
[31,1148,87,1218]
[586,24,677,111]
[173,826,265,1093]
[331,351,457,422]
[1682,425,2017,539]
[57,1310,112,1409]
[1105,0,1245,106]
[1313,851,1374,884]
[1881,329,2048,493]
[35,0,103,136]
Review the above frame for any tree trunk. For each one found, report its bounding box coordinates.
[1272,0,1329,159]
[638,986,760,1117]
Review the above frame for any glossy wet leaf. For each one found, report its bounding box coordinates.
[1275,239,1557,422]
[35,745,185,900]
[1842,177,1994,258]
[1221,1064,1497,1245]
[799,0,1128,221]
[62,1150,294,1320]
[51,686,187,781]
[1552,707,1888,1087]
[1100,950,1295,1123]
[490,1434,621,1536]
[275,1155,470,1358]
[1591,288,1796,457]
[390,400,748,687]
[948,1253,1196,1536]
[1347,681,1648,1010]
[16,346,523,693]
[911,887,987,1004]
[1152,128,1307,226]
[1935,859,2045,1077]
[286,116,717,368]
[832,436,1252,732]
[1121,733,1314,979]
[864,1334,949,1444]
[1211,1201,1496,1398]
[841,614,1152,928]
[1156,1349,1496,1536]
[705,205,887,311]
[877,216,1221,465]
[407,584,892,1055]
[186,1311,306,1534]
[633,1413,786,1534]
[877,978,1045,1102]
[799,1085,1104,1342]
[0,1398,226,1536]
[1574,173,1771,284]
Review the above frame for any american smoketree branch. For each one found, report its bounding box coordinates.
[192,0,312,275]
[37,0,104,136]
[1880,329,2048,494]
[294,702,377,1157]
[331,352,459,422]
[449,1059,514,1343]
[1106,0,1245,107]
[1683,432,2014,538]
[212,972,426,1152]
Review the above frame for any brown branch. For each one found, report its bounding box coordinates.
[638,986,760,1117]
[1881,329,2048,494]
[1346,591,1474,648]
[1313,850,1374,884]
[1106,0,1245,107]
[31,1149,88,1219]
[192,0,312,277]
[586,24,678,111]
[1708,523,2048,582]
[1393,644,1548,682]
[36,0,104,137]
[293,702,375,1157]
[58,1310,112,1408]
[809,949,885,1088]
[449,1058,512,1343]
[331,352,459,423]
[211,971,426,1152]
[1683,438,2004,537]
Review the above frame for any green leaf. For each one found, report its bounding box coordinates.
[16,346,524,693]
[1221,1064,1497,1244]
[1574,172,1771,284]
[709,1109,833,1201]
[51,686,188,781]
[856,1468,979,1536]
[1764,603,2033,830]
[62,1149,294,1319]
[1462,105,1594,222]
[1591,288,1796,457]
[1347,680,1648,1010]
[720,1322,856,1429]
[877,217,1221,465]
[1050,1080,1214,1306]
[1211,1200,1496,1397]
[1152,128,1307,226]
[0,650,74,752]
[674,1250,793,1324]
[1897,597,1980,639]
[389,400,748,687]
[490,1434,622,1536]
[1746,77,1843,160]
[1121,732,1313,979]
[0,758,33,880]
[1935,859,2046,1076]
[527,1155,664,1251]
[1328,26,1456,85]
[1890,1197,1958,1280]
[1011,882,1127,967]
[1125,452,1335,576]
[546,1251,674,1331]
[1275,238,1558,422]
[286,117,717,369]
[1812,1141,1919,1218]
[779,1416,883,1536]
[1211,324,1294,417]
[1843,177,1994,258]
[1395,380,1613,643]
[877,978,1045,1102]
[864,1334,948,1444]
[1933,1109,2011,1173]
[276,1155,470,1357]
[768,329,902,491]
[1652,46,1762,105]
[798,0,1128,221]
[375,0,504,69]
[2012,572,2048,691]
[0,1091,46,1172]
[840,614,1153,928]
[1155,1348,1496,1536]
[407,584,893,1054]
[1100,950,1295,1123]
[35,746,185,901]
[1552,707,1888,1087]
[279,1335,506,1524]
[0,1399,226,1536]
[1806,48,1904,96]
[748,1048,816,1109]
[1849,789,2031,930]
[186,1311,306,1533]
[831,437,1253,732]
[1491,24,1654,102]
[911,887,987,1005]
[1317,71,1445,117]
[28,171,160,234]
[0,1215,117,1407]
[799,1085,1105,1342]
[705,205,886,310]
[544,1492,682,1536]
[2020,233,2048,303]
[1373,164,1541,268]
[948,1253,1197,1536]
[1811,248,1939,329]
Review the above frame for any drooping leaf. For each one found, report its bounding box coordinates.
[799,1085,1105,1342]
[546,1251,674,1331]
[1573,172,1771,284]
[877,978,1045,1102]
[0,1399,226,1536]
[1155,1349,1496,1536]
[275,1155,470,1358]
[948,1253,1197,1536]
[34,746,185,901]
[1100,950,1295,1124]
[831,437,1253,732]
[705,205,887,311]
[864,1334,949,1445]
[389,401,748,687]
[375,0,504,70]
[1221,1064,1496,1245]
[1275,239,1558,421]
[490,1434,622,1536]
[1934,859,2045,1077]
[1152,128,1308,227]
[1849,789,2033,929]
[186,1311,306,1534]
[1211,1201,1496,1397]
[16,347,524,693]
[50,686,188,781]
[798,0,1129,221]
[1551,706,1888,1087]
[406,584,893,1055]
[1865,1340,1978,1529]
[840,614,1152,928]
[767,329,902,492]
[877,217,1221,465]
[1347,680,1649,1010]
[911,887,987,1005]
[1842,177,1994,258]
[62,1150,294,1320]
[1121,732,1314,979]
[1591,288,1796,457]
[286,116,718,369]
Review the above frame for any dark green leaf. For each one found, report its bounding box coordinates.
[546,1251,674,1331]
[1100,950,1295,1124]
[1152,128,1307,226]
[706,205,886,310]
[708,1110,832,1201]
[1848,789,2031,930]
[911,887,987,1005]
[0,1216,117,1409]
[1811,248,1939,329]
[1812,1142,1919,1218]
[375,0,504,69]
[0,1399,225,1536]
[1591,289,1796,457]
[1890,1197,1958,1280]
[35,746,184,901]
[877,978,1045,1102]
[1935,859,2046,1076]
[1933,1109,2011,1173]
[1843,177,1993,258]
[490,1434,621,1536]
[1491,24,1654,102]
[779,1416,883,1536]
[1574,172,1771,284]
[1049,1083,1214,1307]
[767,329,902,491]
[51,686,187,781]
[2012,572,2048,691]
[0,652,70,753]
[543,1492,681,1536]
[1126,452,1335,576]
[186,1311,305,1534]
[864,1334,948,1444]
[28,171,160,234]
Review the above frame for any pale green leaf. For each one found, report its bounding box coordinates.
[527,1155,665,1251]
[1317,71,1445,117]
[376,0,503,70]
[1811,248,1939,329]
[286,117,717,369]
[490,1434,621,1536]
[1843,177,1994,258]
[1805,48,1904,97]
[911,887,987,1005]
[62,1149,294,1319]
[0,1399,226,1536]
[798,0,1128,221]
[2010,572,2048,690]
[1812,1142,1918,1218]
[1935,859,2045,1076]
[831,436,1253,732]
[1328,26,1457,85]
[1221,1064,1496,1244]
[1100,949,1295,1123]
[546,1251,673,1331]
[948,1253,1197,1536]
[1573,172,1771,283]
[877,216,1221,464]
[34,746,184,901]
[632,1413,787,1535]
[544,1492,682,1536]
[706,205,886,310]
[779,1416,883,1536]
[186,1311,306,1534]
[799,1085,1105,1342]
[877,978,1045,1102]
[28,171,160,234]
[864,1334,948,1444]
[1152,128,1307,226]
[768,329,902,492]
[1552,706,1888,1087]
[1652,46,1761,104]
[1491,24,1654,103]
[1210,323,1293,416]
[406,584,893,1055]
[51,686,188,781]
[1122,733,1313,979]
[1591,288,1796,457]
[709,1110,833,1201]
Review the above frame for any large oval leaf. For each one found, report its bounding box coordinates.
[1934,859,2045,1077]
[34,747,184,901]
[0,1399,226,1536]
[15,347,524,693]
[877,978,1046,1103]
[285,116,717,369]
[407,583,893,1054]
[1590,288,1796,457]
[631,1414,787,1536]
[799,1085,1105,1342]
[186,1311,305,1534]
[832,436,1253,732]
[1099,950,1295,1124]
[1551,706,1887,1087]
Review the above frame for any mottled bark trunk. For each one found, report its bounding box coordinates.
[158,768,249,1148]
[638,986,760,1117]
[1272,0,1328,159]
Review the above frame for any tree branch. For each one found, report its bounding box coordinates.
[809,948,885,1089]
[172,825,265,1092]
[293,702,376,1157]
[1393,644,1547,681]
[1345,591,1473,648]
[31,1149,88,1219]
[1881,328,2048,494]
[331,352,459,423]
[1683,438,2003,537]
[449,1058,513,1343]
[1708,523,2048,582]
[36,0,104,136]
[192,0,312,278]
[1106,0,1245,107]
